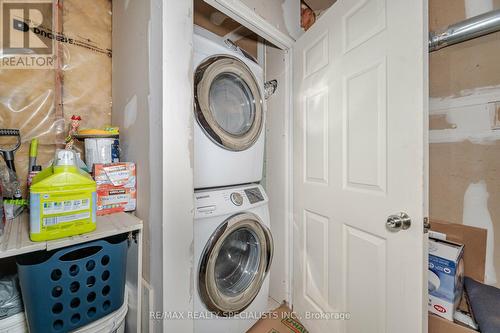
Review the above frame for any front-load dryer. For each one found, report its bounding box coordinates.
[194,26,266,189]
[194,184,273,333]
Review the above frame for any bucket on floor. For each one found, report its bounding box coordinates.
[16,234,128,333]
[0,289,128,333]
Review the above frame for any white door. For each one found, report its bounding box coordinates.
[293,0,427,332]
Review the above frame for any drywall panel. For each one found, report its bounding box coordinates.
[465,0,494,18]
[161,0,195,332]
[112,0,165,331]
[429,0,465,31]
[265,45,291,303]
[430,32,500,98]
[429,0,500,98]
[112,0,152,290]
[429,0,500,287]
[429,103,500,143]
[430,141,500,286]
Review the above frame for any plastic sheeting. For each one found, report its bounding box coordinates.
[0,0,112,196]
[0,274,23,319]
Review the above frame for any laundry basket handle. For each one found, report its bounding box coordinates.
[54,239,108,262]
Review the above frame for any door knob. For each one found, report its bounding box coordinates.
[386,213,411,232]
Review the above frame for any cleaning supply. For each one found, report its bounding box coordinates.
[0,166,25,219]
[27,139,40,189]
[26,165,41,188]
[0,129,22,199]
[29,149,97,242]
[28,138,38,173]
[0,129,21,173]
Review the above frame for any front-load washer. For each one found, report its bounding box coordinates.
[194,184,273,333]
[194,26,266,189]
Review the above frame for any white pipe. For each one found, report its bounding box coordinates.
[429,9,500,52]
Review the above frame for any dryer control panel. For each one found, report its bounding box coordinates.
[194,184,268,219]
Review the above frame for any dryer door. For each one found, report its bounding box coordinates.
[198,212,273,316]
[194,56,263,151]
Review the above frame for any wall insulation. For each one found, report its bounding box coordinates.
[0,0,112,195]
[430,0,500,286]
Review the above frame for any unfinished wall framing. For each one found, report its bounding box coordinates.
[0,0,112,195]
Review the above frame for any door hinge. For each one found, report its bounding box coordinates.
[423,217,431,233]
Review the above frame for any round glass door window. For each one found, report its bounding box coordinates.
[214,227,261,297]
[198,213,273,316]
[209,73,256,136]
[195,56,263,151]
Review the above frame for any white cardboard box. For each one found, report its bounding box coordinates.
[428,238,465,321]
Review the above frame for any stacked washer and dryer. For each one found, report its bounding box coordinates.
[193,26,274,333]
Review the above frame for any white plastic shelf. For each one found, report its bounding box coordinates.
[0,212,143,259]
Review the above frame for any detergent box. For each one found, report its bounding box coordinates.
[93,163,136,188]
[29,150,97,241]
[428,237,465,321]
[93,162,136,216]
[96,186,136,216]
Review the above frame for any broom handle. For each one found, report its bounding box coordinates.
[1,151,16,172]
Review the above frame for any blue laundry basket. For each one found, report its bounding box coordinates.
[16,234,128,333]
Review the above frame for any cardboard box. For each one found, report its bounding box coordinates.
[429,313,476,333]
[428,220,487,333]
[93,162,137,216]
[247,305,309,333]
[96,186,136,216]
[430,220,487,282]
[93,162,136,188]
[428,238,465,320]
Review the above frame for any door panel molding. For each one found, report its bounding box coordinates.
[342,58,387,194]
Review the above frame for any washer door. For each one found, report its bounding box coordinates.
[194,56,263,151]
[198,213,273,316]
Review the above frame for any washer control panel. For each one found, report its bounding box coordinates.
[230,192,243,206]
[194,184,268,218]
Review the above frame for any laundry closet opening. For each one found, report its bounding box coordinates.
[192,1,292,331]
